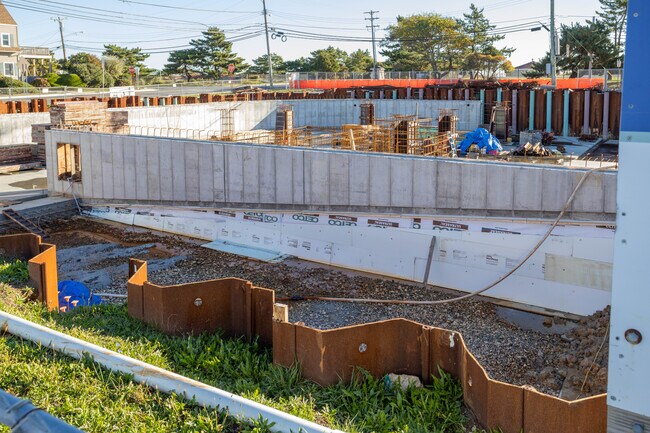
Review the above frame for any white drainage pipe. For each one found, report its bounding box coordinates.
[0,310,343,433]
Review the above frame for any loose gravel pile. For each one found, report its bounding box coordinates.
[45,217,610,399]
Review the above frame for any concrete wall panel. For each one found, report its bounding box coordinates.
[123,137,138,200]
[171,141,186,202]
[225,145,244,203]
[412,158,437,209]
[146,138,161,202]
[258,147,276,204]
[329,153,350,206]
[390,158,414,208]
[184,141,200,202]
[111,136,126,200]
[158,139,173,201]
[46,131,617,221]
[308,151,329,205]
[514,166,543,211]
[274,148,293,204]
[198,142,214,202]
[461,163,487,210]
[349,154,370,207]
[369,156,391,207]
[242,146,260,203]
[436,161,462,210]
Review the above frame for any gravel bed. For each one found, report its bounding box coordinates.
[45,217,609,399]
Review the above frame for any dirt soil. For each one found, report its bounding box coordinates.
[43,216,610,399]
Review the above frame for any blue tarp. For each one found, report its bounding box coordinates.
[58,280,103,311]
[458,128,502,153]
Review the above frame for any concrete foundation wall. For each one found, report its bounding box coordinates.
[120,99,482,132]
[0,112,50,146]
[46,130,616,220]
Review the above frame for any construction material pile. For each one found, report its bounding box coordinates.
[511,142,554,156]
[49,101,107,126]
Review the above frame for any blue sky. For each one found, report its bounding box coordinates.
[7,0,603,70]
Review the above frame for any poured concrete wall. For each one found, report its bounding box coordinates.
[0,112,50,146]
[46,130,616,220]
[120,99,482,132]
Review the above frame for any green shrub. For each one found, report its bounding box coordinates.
[0,75,32,88]
[56,73,85,87]
[44,72,60,86]
[31,77,49,87]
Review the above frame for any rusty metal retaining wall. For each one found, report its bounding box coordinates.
[0,233,58,311]
[127,259,274,345]
[126,258,606,433]
[273,317,607,433]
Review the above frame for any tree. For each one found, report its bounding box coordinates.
[345,49,373,72]
[103,44,152,76]
[164,49,199,81]
[249,54,285,74]
[56,73,84,87]
[283,57,310,72]
[559,21,618,76]
[525,20,618,78]
[381,14,468,73]
[460,4,514,78]
[597,0,627,58]
[307,46,349,72]
[66,52,129,87]
[189,27,246,78]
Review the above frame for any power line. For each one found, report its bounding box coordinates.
[114,0,258,14]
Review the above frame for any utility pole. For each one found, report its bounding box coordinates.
[364,10,379,79]
[549,0,556,88]
[53,16,67,63]
[261,0,273,88]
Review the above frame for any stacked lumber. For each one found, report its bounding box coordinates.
[511,142,553,156]
[49,101,107,126]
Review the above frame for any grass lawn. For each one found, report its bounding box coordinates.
[0,259,481,433]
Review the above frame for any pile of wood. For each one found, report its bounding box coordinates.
[511,142,553,157]
[49,101,107,126]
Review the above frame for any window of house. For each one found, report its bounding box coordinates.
[1,34,10,47]
[3,63,15,77]
[57,143,82,182]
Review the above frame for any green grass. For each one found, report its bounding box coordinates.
[0,273,476,433]
[0,259,29,286]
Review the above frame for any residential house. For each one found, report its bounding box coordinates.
[0,1,52,80]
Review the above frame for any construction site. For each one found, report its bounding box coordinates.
[0,81,618,431]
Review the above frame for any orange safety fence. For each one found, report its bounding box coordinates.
[291,77,606,90]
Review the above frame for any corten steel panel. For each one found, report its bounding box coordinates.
[523,388,606,433]
[142,279,256,337]
[294,319,430,386]
[252,286,275,346]
[429,328,461,378]
[608,91,622,138]
[272,320,297,367]
[127,259,147,320]
[534,90,546,130]
[551,90,564,135]
[517,90,529,133]
[590,91,604,133]
[570,91,585,136]
[0,234,58,311]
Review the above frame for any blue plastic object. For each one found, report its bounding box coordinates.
[458,128,502,153]
[58,281,103,311]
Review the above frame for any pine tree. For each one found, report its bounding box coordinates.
[189,28,246,79]
[596,0,628,58]
[460,4,514,78]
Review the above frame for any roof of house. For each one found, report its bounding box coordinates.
[0,2,17,26]
[514,61,534,70]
